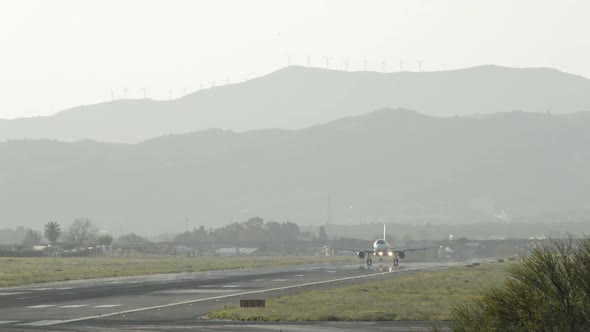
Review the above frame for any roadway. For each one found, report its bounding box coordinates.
[0,259,474,331]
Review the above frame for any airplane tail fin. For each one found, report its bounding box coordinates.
[383,224,386,240]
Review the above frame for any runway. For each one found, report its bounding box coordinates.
[0,259,471,331]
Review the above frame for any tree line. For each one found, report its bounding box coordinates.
[174,217,308,253]
[21,219,113,249]
[19,217,317,254]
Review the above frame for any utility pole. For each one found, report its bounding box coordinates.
[327,195,333,225]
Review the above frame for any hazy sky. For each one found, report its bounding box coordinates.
[1,0,588,119]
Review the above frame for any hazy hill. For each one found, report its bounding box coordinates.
[1,65,589,143]
[1,109,590,234]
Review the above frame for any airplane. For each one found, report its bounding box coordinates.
[326,225,431,267]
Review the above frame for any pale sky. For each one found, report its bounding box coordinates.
[0,0,588,119]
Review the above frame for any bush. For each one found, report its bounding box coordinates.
[450,236,590,332]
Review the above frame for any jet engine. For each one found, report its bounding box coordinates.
[397,251,406,259]
[357,251,365,259]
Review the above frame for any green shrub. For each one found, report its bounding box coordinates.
[450,236,590,332]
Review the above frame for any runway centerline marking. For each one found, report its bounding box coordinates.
[25,304,56,309]
[44,264,438,327]
[18,320,64,326]
[0,321,19,325]
[0,292,25,296]
[59,305,89,308]
[93,304,122,308]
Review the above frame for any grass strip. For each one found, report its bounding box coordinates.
[0,255,352,287]
[208,263,508,321]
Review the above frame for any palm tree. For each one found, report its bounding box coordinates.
[44,221,62,246]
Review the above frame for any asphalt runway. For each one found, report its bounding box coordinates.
[0,259,476,331]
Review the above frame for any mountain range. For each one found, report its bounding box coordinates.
[1,109,589,233]
[1,65,590,143]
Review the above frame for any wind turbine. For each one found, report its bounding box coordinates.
[417,60,423,72]
[110,89,114,101]
[363,58,368,71]
[344,57,349,71]
[141,87,146,99]
[381,60,387,73]
[325,57,330,69]
[399,59,405,72]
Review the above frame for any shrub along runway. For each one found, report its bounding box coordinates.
[0,260,486,331]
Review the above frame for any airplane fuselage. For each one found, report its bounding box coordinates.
[373,239,394,257]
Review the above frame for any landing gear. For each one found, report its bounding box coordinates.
[366,255,373,266]
[393,258,399,267]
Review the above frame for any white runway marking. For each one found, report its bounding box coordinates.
[18,320,64,326]
[56,287,74,290]
[16,296,38,300]
[272,279,288,282]
[221,285,240,288]
[93,304,122,308]
[0,321,19,325]
[0,292,24,296]
[157,289,238,294]
[59,304,89,308]
[292,274,305,277]
[31,288,52,291]
[325,270,337,273]
[26,304,56,308]
[253,279,266,282]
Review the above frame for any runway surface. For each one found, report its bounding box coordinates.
[0,259,477,331]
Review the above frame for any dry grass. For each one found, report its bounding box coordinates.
[0,255,352,287]
[208,263,509,321]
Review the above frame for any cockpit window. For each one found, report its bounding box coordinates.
[377,240,385,244]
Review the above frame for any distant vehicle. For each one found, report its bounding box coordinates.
[326,225,431,267]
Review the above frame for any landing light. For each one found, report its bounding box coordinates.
[387,251,394,257]
[378,252,384,257]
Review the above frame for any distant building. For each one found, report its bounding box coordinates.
[215,247,258,256]
[174,245,198,256]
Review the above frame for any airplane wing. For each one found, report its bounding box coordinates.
[325,246,374,254]
[389,246,432,252]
